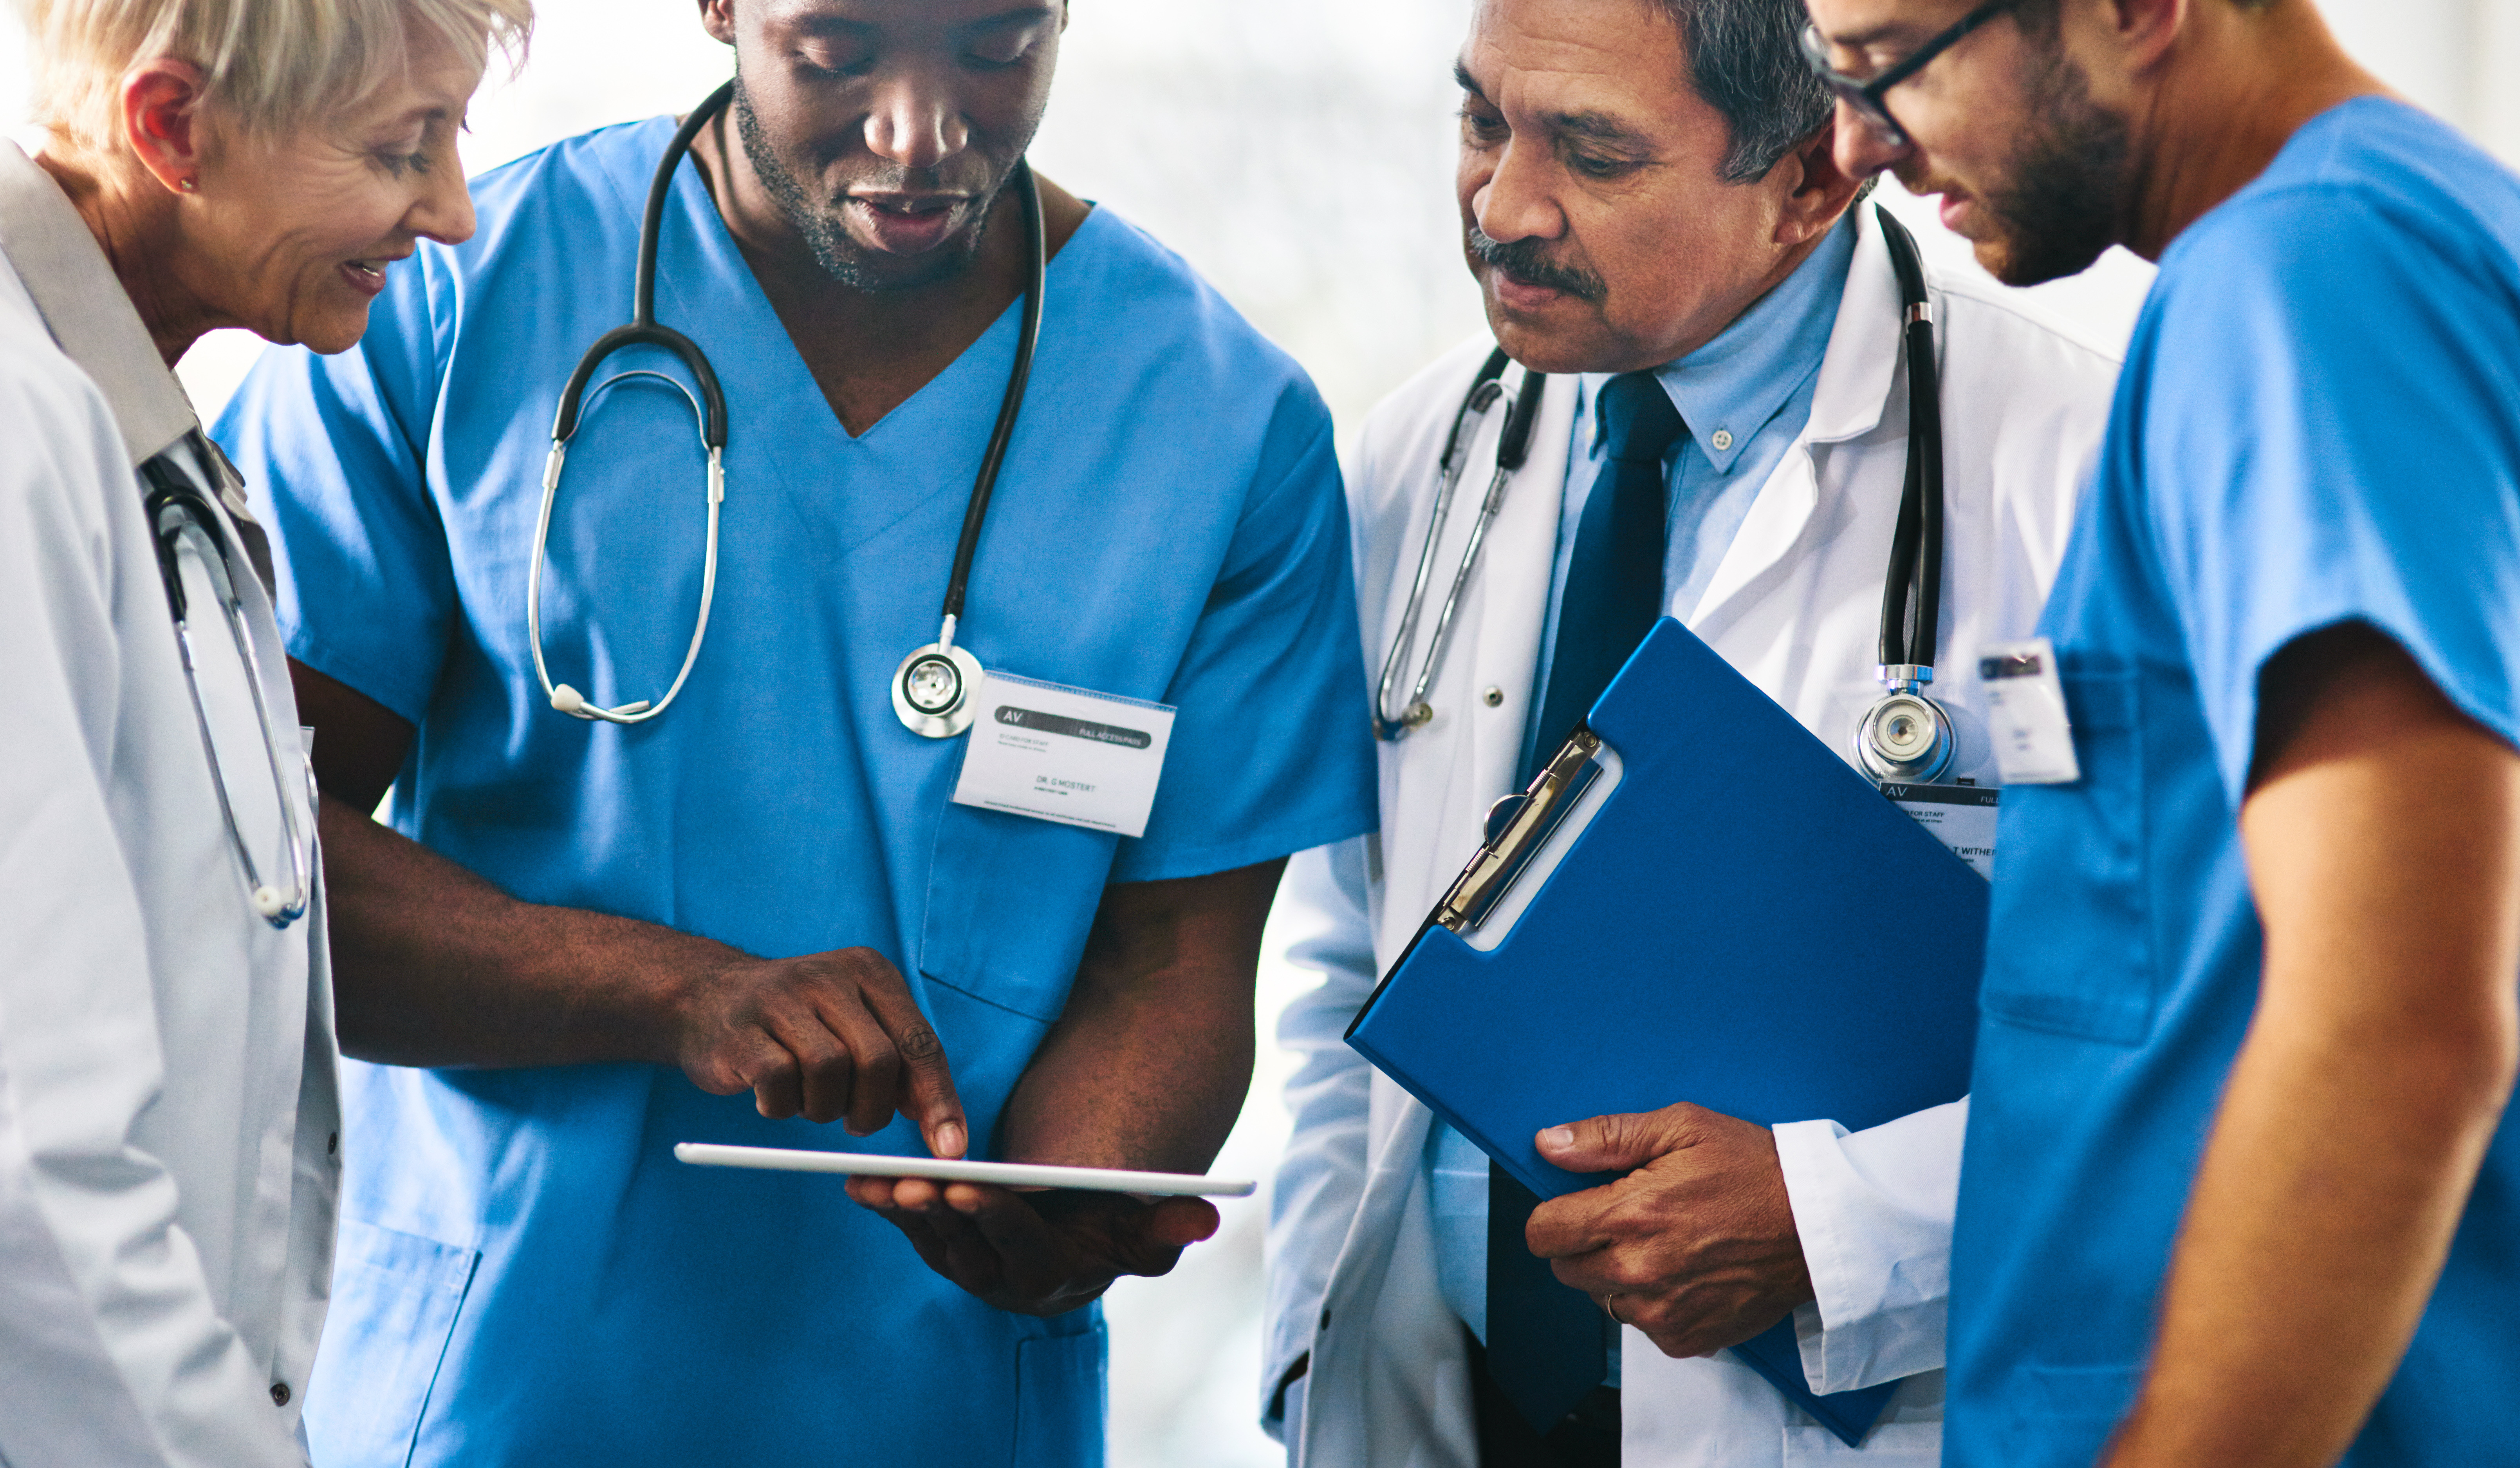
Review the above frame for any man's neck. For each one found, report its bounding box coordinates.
[2121,0,2390,261]
[32,147,219,365]
[686,110,1088,438]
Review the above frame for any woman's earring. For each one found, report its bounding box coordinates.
[177,177,198,193]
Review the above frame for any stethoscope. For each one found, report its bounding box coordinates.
[1854,205,1954,784]
[1372,345,1547,739]
[532,80,1045,740]
[143,438,315,928]
[1374,204,1955,786]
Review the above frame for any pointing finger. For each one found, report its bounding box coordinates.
[850,954,968,1159]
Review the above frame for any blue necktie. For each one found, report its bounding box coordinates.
[1517,372,1686,785]
[1489,371,1683,1438]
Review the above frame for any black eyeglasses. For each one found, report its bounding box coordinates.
[1799,0,2024,151]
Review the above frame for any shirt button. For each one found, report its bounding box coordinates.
[270,1382,291,1406]
[1709,428,1734,452]
[327,1132,338,1156]
[1482,687,1504,707]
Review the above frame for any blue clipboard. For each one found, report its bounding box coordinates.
[1345,617,1986,1448]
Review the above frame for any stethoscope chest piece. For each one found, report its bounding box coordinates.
[894,640,984,739]
[1854,667,1957,784]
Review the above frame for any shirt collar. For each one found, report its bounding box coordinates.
[0,141,198,466]
[1580,210,1857,474]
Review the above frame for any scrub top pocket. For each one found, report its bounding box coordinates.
[302,1219,480,1468]
[1978,668,2158,1046]
[919,800,1120,1023]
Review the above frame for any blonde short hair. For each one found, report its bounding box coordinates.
[20,0,533,151]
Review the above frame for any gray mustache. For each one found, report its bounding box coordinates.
[1465,226,1607,304]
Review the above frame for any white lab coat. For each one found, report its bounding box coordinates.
[0,143,339,1468]
[1265,210,2121,1467]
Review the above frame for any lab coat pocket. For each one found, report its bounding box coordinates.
[1782,1418,1941,1463]
[919,801,1119,1023]
[1977,668,2156,1045]
[301,1220,480,1468]
[1013,1321,1110,1467]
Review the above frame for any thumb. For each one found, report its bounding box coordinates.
[1145,1196,1220,1249]
[1536,1107,1691,1173]
[1105,1198,1218,1279]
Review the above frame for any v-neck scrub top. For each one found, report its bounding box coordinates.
[215,116,1377,1468]
[1944,99,2520,1468]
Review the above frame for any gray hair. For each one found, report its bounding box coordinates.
[20,0,532,151]
[1654,0,1833,183]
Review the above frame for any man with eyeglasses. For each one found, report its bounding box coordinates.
[1800,0,2520,1465]
[1262,0,2128,1463]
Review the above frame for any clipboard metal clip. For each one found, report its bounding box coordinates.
[1433,728,1602,934]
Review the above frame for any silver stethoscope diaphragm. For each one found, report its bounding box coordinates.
[1854,665,1956,783]
[891,623,985,739]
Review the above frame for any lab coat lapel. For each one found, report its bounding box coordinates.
[1682,209,1907,629]
[1381,368,1572,968]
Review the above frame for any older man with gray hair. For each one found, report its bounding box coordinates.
[1261,0,2121,1463]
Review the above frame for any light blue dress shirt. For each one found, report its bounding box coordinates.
[1428,212,1857,1362]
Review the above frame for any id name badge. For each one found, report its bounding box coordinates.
[950,672,1176,837]
[1979,637,2079,785]
[1881,782,1998,879]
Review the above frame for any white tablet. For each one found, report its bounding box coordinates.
[673,1143,1257,1198]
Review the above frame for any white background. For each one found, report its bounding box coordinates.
[6,2,2512,1463]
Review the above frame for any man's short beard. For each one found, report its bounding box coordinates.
[732,74,1001,292]
[1464,225,1608,304]
[1977,41,2133,286]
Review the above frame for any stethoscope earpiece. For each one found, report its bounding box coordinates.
[530,83,735,731]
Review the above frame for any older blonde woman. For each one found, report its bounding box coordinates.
[0,1,523,1464]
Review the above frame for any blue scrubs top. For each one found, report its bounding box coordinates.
[214,118,1376,1468]
[1946,99,2520,1468]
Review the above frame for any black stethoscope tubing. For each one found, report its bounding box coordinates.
[537,79,1045,736]
[1400,205,1952,781]
[554,81,735,452]
[1872,205,1943,680]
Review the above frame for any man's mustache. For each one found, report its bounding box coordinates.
[1465,226,1607,304]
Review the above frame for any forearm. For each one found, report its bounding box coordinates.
[2107,1000,2513,1468]
[2112,627,2520,1467]
[995,861,1283,1172]
[320,794,731,1068]
[997,959,1253,1173]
